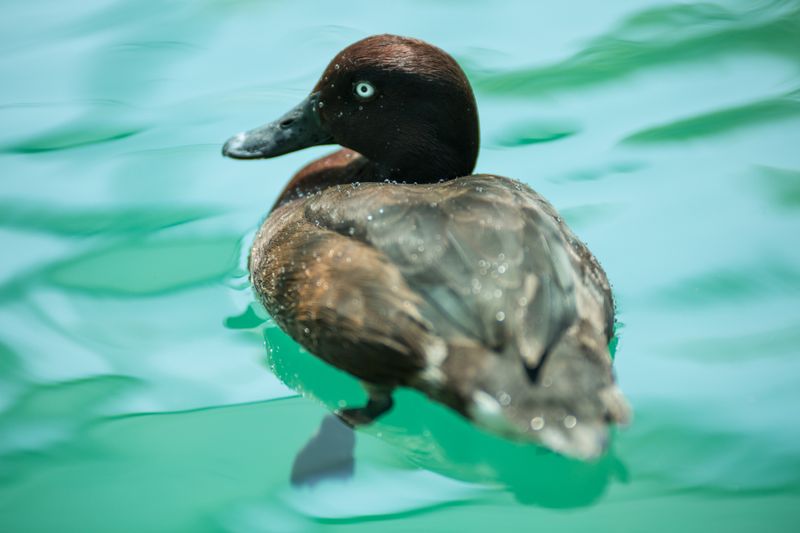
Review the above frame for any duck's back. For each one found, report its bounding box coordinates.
[250,175,628,458]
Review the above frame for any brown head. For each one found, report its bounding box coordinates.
[222,35,479,183]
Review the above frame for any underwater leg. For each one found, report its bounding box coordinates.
[335,384,394,427]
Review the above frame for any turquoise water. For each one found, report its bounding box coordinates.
[1,0,800,531]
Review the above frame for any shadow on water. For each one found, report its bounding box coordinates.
[263,324,628,509]
[290,415,355,488]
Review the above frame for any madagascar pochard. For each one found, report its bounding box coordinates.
[223,34,630,459]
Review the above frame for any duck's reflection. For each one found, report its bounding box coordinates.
[290,415,354,487]
[260,323,627,508]
[289,395,627,508]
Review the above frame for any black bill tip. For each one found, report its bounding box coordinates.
[222,92,333,160]
[222,132,262,159]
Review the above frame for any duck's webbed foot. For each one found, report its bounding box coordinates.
[335,384,394,428]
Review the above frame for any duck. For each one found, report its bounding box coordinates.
[222,34,630,460]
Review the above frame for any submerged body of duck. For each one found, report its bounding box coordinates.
[223,35,629,459]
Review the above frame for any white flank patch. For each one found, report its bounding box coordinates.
[468,391,514,433]
[425,338,447,366]
[419,365,445,385]
[419,339,447,385]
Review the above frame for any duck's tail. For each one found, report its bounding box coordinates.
[437,328,631,460]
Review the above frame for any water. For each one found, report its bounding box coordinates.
[1,0,799,531]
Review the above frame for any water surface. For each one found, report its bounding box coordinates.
[1,0,799,531]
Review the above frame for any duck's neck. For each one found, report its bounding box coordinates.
[272,141,478,211]
[272,149,371,210]
[360,108,480,184]
[369,143,476,184]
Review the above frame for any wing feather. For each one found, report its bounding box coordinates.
[305,175,585,372]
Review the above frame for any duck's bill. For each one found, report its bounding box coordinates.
[222,92,333,159]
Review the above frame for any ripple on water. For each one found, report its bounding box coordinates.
[622,89,800,144]
[469,2,800,96]
[42,236,242,296]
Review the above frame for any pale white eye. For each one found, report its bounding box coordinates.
[354,81,376,100]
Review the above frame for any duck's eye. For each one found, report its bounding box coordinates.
[353,81,376,100]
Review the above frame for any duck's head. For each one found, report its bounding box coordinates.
[223,34,479,182]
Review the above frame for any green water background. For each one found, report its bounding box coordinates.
[1,0,799,531]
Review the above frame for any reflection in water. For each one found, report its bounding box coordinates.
[269,325,624,508]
